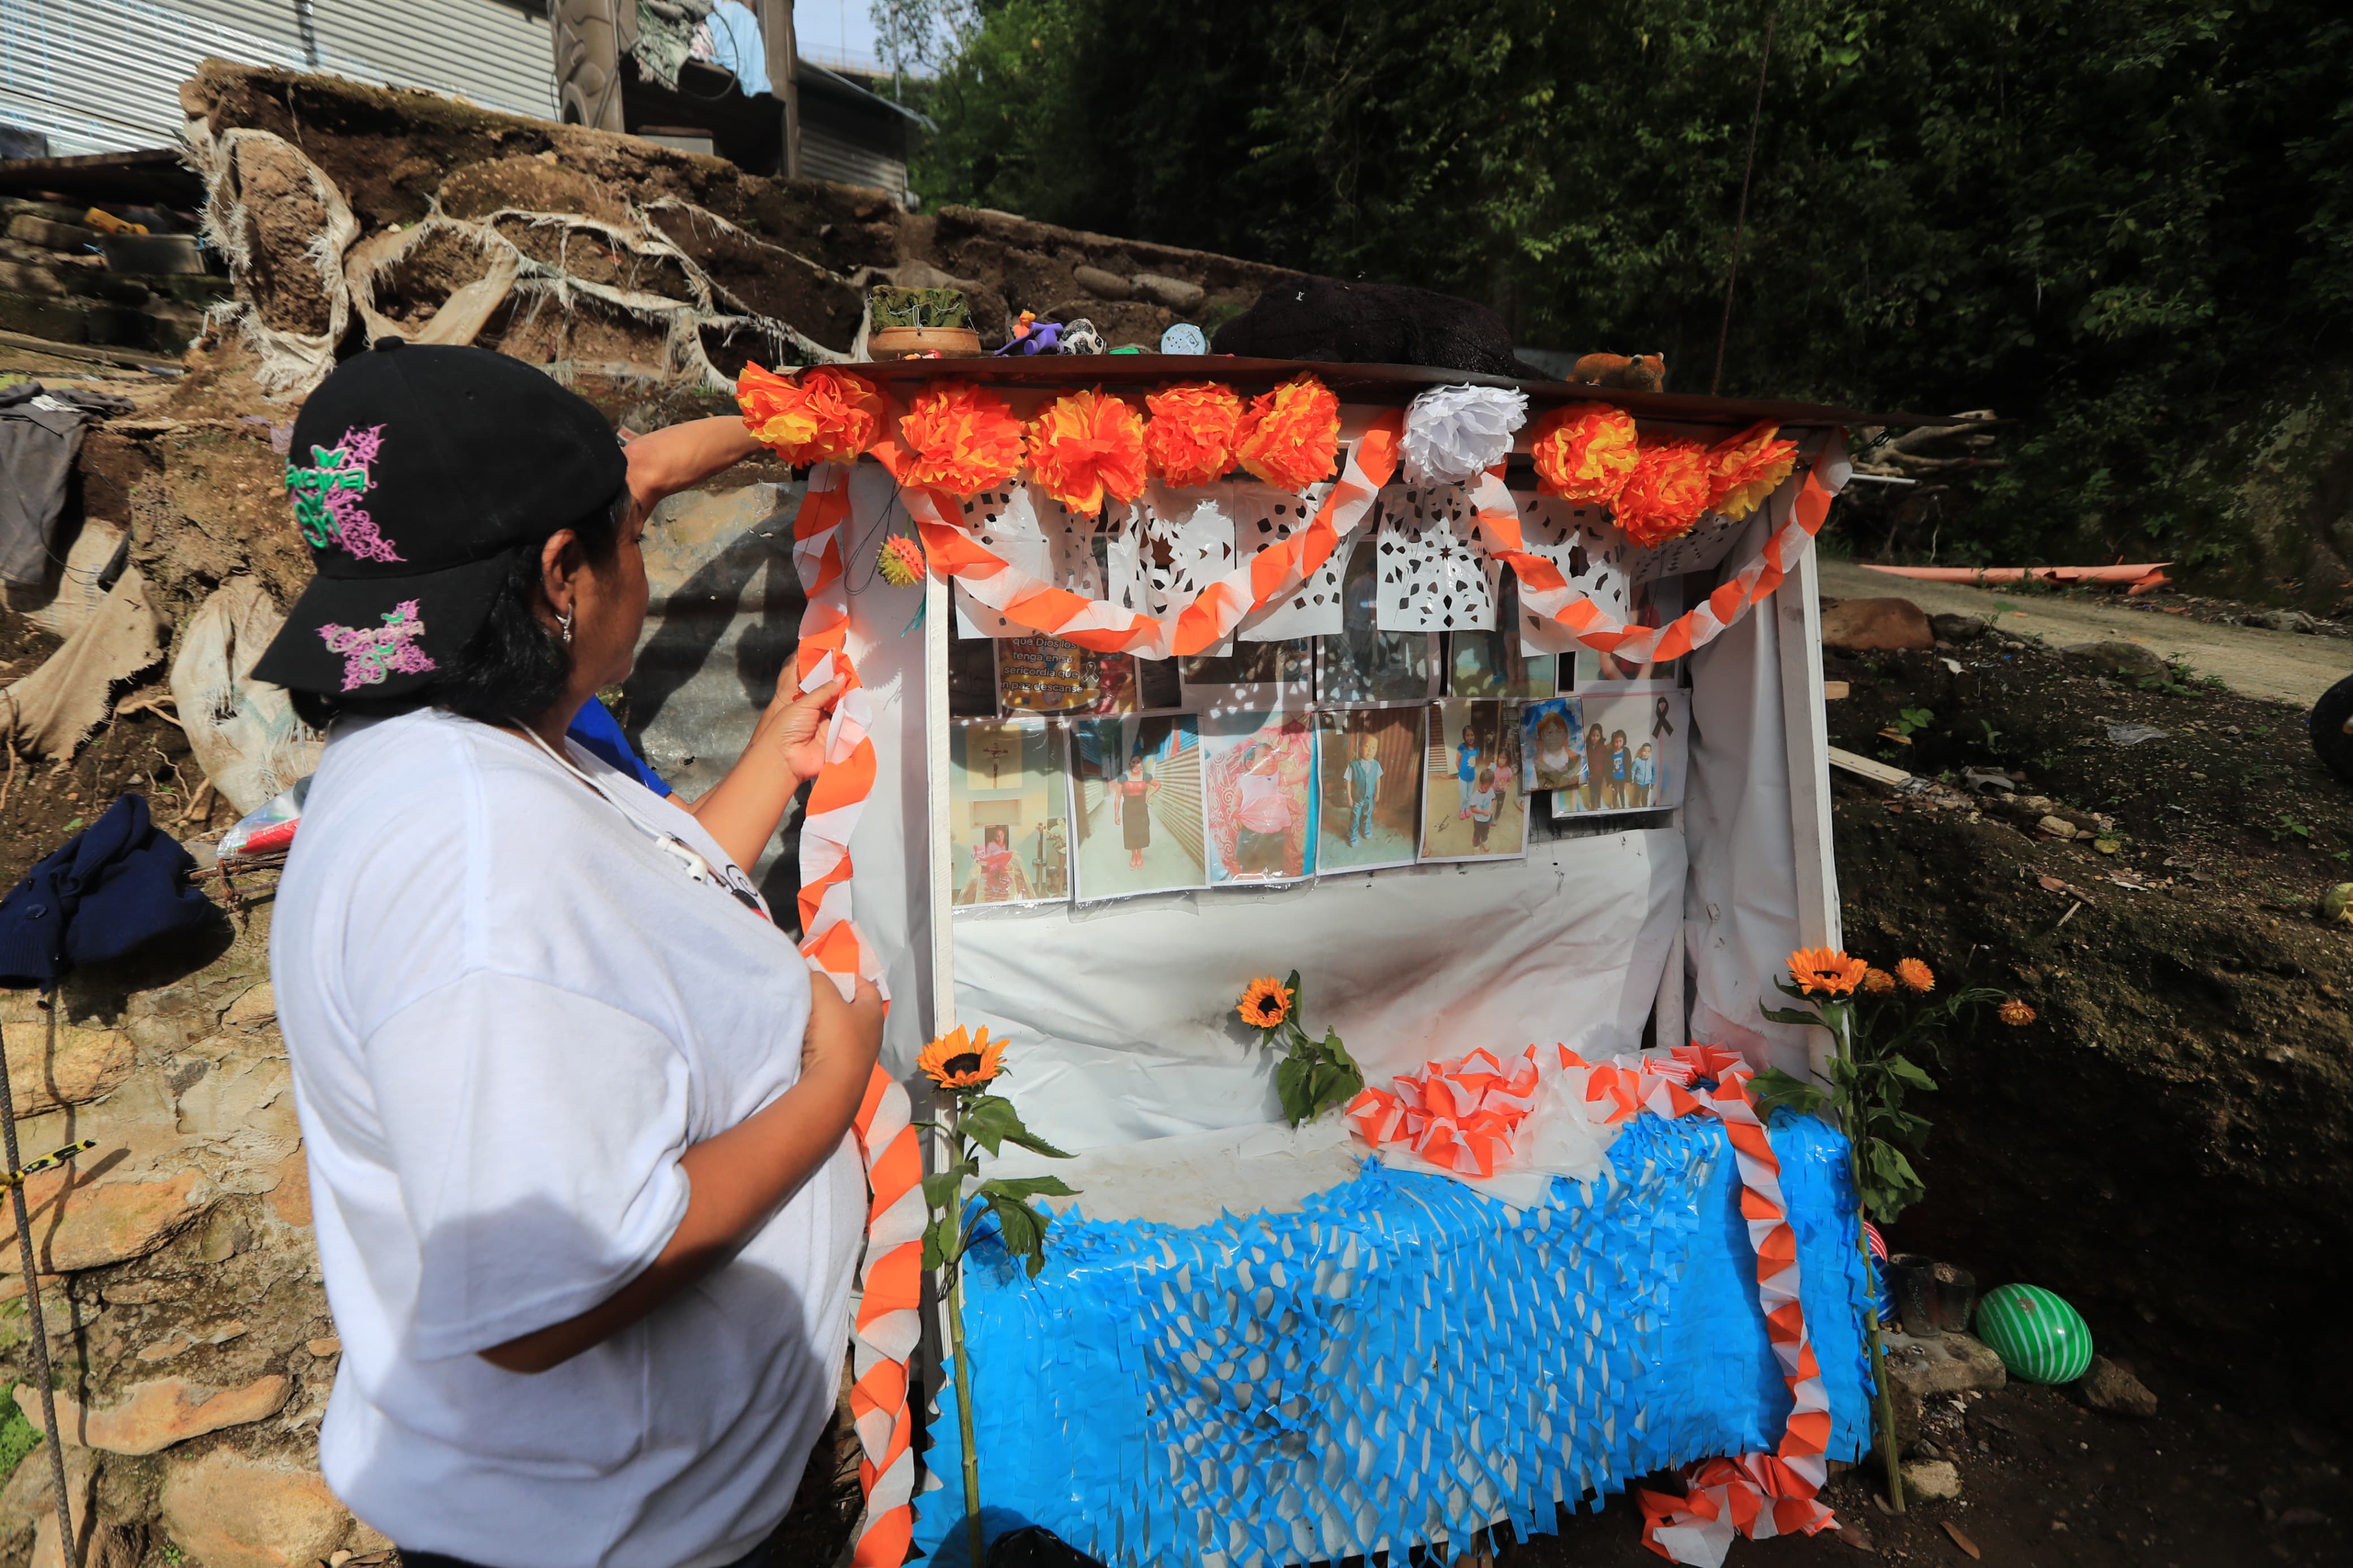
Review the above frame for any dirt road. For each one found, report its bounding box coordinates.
[1818,559,2348,708]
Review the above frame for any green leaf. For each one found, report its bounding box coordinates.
[980,1175,1079,1200]
[921,1223,947,1272]
[1760,1005,1828,1029]
[1887,1055,1938,1091]
[1749,1066,1826,1119]
[980,1193,1053,1279]
[921,1171,966,1211]
[1274,1053,1311,1126]
[959,1095,1074,1159]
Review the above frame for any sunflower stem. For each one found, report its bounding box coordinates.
[943,1093,985,1564]
[1834,1005,1907,1513]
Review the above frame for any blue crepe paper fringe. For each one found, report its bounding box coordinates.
[912,1111,1871,1566]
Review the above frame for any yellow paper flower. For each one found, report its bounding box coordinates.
[1234,375,1341,493]
[1614,437,1714,548]
[1236,976,1294,1030]
[1895,957,1936,994]
[1705,421,1800,520]
[1144,381,1246,489]
[877,534,926,587]
[1998,999,2036,1027]
[1529,404,1640,503]
[899,381,1025,496]
[1026,388,1149,512]
[1789,947,1869,997]
[1861,967,1897,995]
[735,362,885,466]
[918,1025,1006,1090]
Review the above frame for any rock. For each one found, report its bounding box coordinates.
[2319,884,2352,926]
[160,1449,353,1568]
[16,1373,291,1455]
[0,1010,136,1116]
[0,1442,96,1549]
[1902,1458,1963,1501]
[1070,264,1131,300]
[264,1150,312,1227]
[304,1337,341,1358]
[1960,768,2015,794]
[0,1170,210,1274]
[1883,1331,2006,1449]
[2061,640,2170,680]
[1820,597,1935,652]
[2074,1355,2158,1418]
[2246,609,2321,633]
[2093,838,2122,855]
[136,1319,249,1363]
[2037,815,2078,839]
[220,982,276,1030]
[1929,612,1988,643]
[2105,722,2169,746]
[1131,272,1205,311]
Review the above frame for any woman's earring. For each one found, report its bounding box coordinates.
[558,608,574,645]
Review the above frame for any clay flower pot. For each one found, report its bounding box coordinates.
[869,325,983,358]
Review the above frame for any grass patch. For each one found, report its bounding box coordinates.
[0,1397,41,1484]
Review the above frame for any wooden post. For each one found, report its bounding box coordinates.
[758,0,801,178]
[1775,449,1842,1078]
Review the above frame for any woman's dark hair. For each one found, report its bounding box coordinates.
[290,487,627,731]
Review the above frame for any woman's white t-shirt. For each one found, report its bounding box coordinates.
[270,708,861,1568]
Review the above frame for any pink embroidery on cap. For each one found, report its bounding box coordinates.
[319,599,438,692]
[286,424,401,563]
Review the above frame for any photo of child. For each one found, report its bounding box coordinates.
[1314,707,1424,872]
[1201,712,1317,882]
[1179,638,1315,717]
[1420,698,1526,861]
[1071,714,1208,900]
[1317,538,1436,703]
[1446,628,1557,701]
[1568,577,1680,694]
[1550,690,1690,818]
[1520,697,1587,793]
[949,718,1070,906]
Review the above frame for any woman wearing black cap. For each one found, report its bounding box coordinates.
[258,342,885,1568]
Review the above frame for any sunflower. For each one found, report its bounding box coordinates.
[1236,976,1294,1030]
[1861,967,1896,996]
[917,1025,1006,1090]
[1789,947,1869,997]
[1997,999,2036,1027]
[1894,957,1936,994]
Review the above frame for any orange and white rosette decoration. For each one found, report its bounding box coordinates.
[1344,1045,1543,1178]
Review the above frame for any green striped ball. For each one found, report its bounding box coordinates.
[1975,1283,2094,1384]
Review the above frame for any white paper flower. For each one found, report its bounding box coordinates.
[1401,384,1530,486]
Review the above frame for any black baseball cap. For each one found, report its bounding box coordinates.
[252,341,628,699]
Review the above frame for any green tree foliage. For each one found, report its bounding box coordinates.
[911,2,2353,582]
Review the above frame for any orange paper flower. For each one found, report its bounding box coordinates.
[735,362,885,466]
[1144,381,1245,489]
[1614,437,1714,548]
[1997,999,2036,1027]
[1705,421,1800,520]
[876,534,926,587]
[1025,388,1149,513]
[917,1025,1006,1090]
[1236,976,1294,1030]
[1862,967,1896,995]
[1895,957,1936,994]
[1789,947,1869,997]
[1529,404,1640,503]
[1233,374,1341,493]
[898,380,1025,496]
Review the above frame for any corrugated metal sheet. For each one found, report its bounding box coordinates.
[0,0,551,158]
[797,123,903,196]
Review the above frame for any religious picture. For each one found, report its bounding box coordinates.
[1200,711,1318,883]
[1521,697,1587,795]
[1551,690,1689,817]
[1178,638,1313,719]
[1070,714,1208,900]
[1316,537,1436,704]
[949,718,1071,906]
[997,633,1140,716]
[1420,698,1527,862]
[1314,707,1424,872]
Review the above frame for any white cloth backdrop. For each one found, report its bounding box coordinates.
[954,830,1687,1153]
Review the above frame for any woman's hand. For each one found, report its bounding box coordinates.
[681,676,847,871]
[761,676,848,792]
[801,966,885,1084]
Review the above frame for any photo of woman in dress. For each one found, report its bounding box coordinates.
[1072,715,1206,899]
[960,823,1035,904]
[949,718,1070,906]
[1582,722,1607,811]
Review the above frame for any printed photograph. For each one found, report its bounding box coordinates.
[1200,711,1318,883]
[949,718,1071,906]
[997,633,1139,715]
[1521,697,1588,795]
[1550,690,1689,817]
[1179,638,1315,717]
[1570,577,1680,693]
[1317,537,1436,704]
[1446,629,1557,701]
[1070,714,1209,900]
[1420,698,1527,862]
[1313,707,1425,873]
